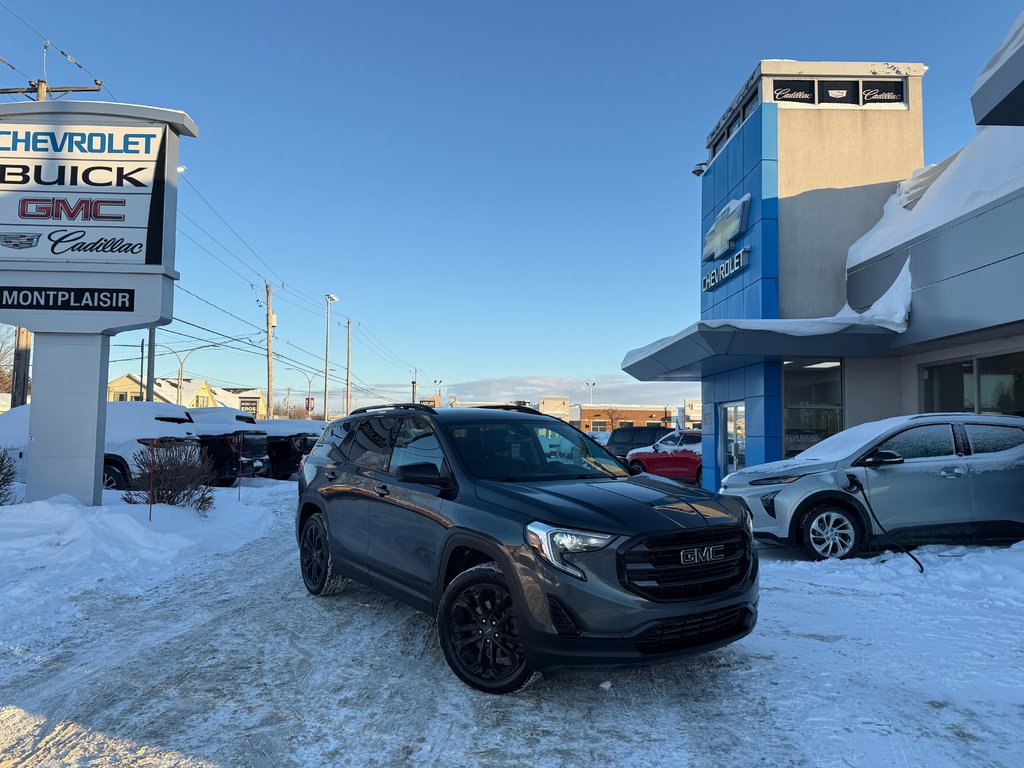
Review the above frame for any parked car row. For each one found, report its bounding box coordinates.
[0,403,327,490]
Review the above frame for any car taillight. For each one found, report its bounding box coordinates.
[228,435,241,453]
[290,436,302,451]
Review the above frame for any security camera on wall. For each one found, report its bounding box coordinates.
[692,162,707,177]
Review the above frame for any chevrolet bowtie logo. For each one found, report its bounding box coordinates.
[702,194,750,261]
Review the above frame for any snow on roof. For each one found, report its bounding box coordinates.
[974,10,1024,92]
[210,386,242,410]
[255,419,327,437]
[848,125,1024,268]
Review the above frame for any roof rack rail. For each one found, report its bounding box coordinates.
[347,403,437,416]
[475,404,543,415]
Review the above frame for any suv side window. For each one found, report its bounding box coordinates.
[635,428,656,445]
[658,433,681,447]
[390,418,447,475]
[876,424,956,460]
[682,433,703,446]
[965,424,1024,454]
[349,416,397,470]
[309,420,351,461]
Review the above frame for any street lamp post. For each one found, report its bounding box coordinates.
[159,344,216,405]
[324,294,338,420]
[288,367,327,419]
[433,379,442,407]
[586,381,596,404]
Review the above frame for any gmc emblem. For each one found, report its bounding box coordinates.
[680,545,725,565]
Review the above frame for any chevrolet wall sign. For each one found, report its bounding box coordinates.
[701,193,750,261]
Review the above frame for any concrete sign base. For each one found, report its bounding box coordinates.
[25,333,110,505]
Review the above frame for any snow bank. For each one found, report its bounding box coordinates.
[0,488,273,637]
[848,125,1024,268]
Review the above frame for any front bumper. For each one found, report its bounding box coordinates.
[508,539,759,671]
[720,486,793,543]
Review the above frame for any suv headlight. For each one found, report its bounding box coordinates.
[525,522,612,580]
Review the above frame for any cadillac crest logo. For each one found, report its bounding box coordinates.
[0,233,41,250]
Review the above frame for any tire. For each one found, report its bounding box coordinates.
[695,466,703,487]
[103,463,129,491]
[628,460,645,474]
[437,563,536,694]
[799,503,862,560]
[299,513,344,595]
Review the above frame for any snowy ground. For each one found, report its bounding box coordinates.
[1,482,1022,767]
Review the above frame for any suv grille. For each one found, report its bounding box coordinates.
[620,526,750,601]
[635,606,750,655]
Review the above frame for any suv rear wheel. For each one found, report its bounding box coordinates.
[437,563,535,694]
[300,513,344,595]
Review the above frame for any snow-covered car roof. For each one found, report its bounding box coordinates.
[187,407,257,425]
[254,419,327,437]
[0,402,197,447]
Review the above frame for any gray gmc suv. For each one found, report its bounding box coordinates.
[296,404,758,693]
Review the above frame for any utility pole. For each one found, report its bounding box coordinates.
[345,318,352,415]
[265,282,275,419]
[139,340,145,399]
[324,294,338,421]
[146,328,156,401]
[412,368,418,403]
[1,78,102,408]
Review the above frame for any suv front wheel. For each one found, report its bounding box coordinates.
[437,563,536,694]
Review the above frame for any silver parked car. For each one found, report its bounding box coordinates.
[721,413,1024,559]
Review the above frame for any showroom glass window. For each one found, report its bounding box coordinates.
[920,351,1023,417]
[783,359,843,458]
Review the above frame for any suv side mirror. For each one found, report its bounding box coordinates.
[862,450,904,467]
[651,443,659,453]
[396,462,445,485]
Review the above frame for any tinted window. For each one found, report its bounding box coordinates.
[607,429,631,445]
[966,424,1024,454]
[682,434,703,446]
[635,428,656,444]
[309,420,350,461]
[876,425,956,460]
[348,417,397,470]
[390,418,446,474]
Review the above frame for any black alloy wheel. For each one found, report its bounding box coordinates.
[438,564,534,694]
[300,513,340,595]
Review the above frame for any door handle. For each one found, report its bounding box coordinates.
[373,483,390,497]
[939,468,963,479]
[324,469,338,481]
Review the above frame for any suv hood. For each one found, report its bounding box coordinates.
[723,458,838,486]
[474,475,744,536]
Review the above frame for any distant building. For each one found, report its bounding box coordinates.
[217,387,267,417]
[538,396,570,421]
[579,404,675,433]
[107,374,217,408]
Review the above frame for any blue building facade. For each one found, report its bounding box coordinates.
[698,103,782,488]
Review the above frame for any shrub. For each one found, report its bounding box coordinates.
[0,447,16,505]
[123,442,216,514]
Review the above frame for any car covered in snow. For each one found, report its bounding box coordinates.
[626,429,703,485]
[720,412,1024,559]
[186,407,270,485]
[0,402,200,490]
[255,418,327,480]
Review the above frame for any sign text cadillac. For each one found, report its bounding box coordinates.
[0,124,165,266]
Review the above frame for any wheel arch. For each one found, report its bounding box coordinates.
[788,491,871,545]
[297,500,327,545]
[438,532,516,597]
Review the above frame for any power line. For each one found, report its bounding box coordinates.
[176,225,259,285]
[0,0,118,101]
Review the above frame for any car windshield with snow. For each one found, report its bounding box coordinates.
[296,404,758,694]
[720,413,1024,559]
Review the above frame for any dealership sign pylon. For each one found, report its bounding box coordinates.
[0,101,197,505]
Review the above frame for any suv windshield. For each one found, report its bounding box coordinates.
[445,419,628,481]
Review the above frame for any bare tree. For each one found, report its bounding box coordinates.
[0,324,15,394]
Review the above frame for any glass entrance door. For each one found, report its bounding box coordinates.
[722,402,746,475]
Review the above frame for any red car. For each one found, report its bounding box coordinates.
[625,429,703,484]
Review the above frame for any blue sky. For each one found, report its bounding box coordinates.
[1,1,1019,412]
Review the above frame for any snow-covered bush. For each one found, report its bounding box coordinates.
[0,447,15,505]
[123,443,216,514]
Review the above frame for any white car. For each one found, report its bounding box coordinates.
[0,402,199,490]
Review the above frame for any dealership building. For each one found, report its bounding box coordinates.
[623,21,1024,489]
